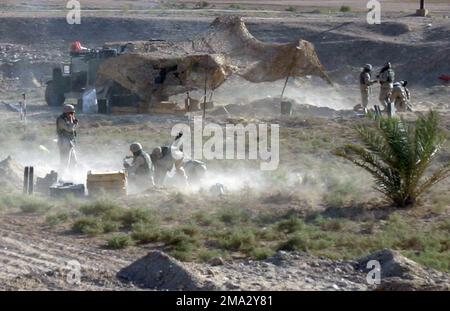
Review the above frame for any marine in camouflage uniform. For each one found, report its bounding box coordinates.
[56,104,78,177]
[359,64,378,112]
[150,146,188,186]
[391,81,412,112]
[377,62,395,109]
[124,142,154,189]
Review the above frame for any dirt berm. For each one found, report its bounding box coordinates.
[117,251,217,290]
[118,249,450,291]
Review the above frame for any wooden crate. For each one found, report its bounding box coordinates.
[86,171,127,196]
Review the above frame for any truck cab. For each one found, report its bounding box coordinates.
[45,42,119,111]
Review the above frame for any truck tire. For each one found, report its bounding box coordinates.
[97,99,110,114]
[45,81,65,107]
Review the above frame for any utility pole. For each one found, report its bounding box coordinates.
[203,59,208,120]
[416,0,428,16]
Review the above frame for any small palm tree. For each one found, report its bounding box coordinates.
[334,110,450,207]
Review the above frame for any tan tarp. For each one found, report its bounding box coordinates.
[96,16,331,104]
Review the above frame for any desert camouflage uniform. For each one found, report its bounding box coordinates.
[126,150,153,188]
[391,82,412,112]
[359,71,377,109]
[56,114,77,172]
[378,68,395,109]
[151,146,187,186]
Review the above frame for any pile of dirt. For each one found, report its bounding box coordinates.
[117,251,216,290]
[357,249,450,291]
[0,156,23,190]
[116,249,450,291]
[211,97,345,118]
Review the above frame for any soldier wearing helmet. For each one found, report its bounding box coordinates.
[123,142,154,189]
[391,80,412,112]
[56,104,78,178]
[358,64,378,113]
[377,62,395,110]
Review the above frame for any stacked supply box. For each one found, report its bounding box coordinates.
[86,171,127,196]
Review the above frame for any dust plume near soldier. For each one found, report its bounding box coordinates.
[358,64,378,113]
[377,62,395,109]
[56,104,78,179]
[123,142,154,191]
[150,145,187,187]
[150,145,207,187]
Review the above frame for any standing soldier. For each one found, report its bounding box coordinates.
[359,64,378,113]
[56,104,78,178]
[123,142,154,190]
[377,62,395,110]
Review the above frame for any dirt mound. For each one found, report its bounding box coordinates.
[357,249,450,290]
[0,156,23,190]
[211,97,343,118]
[364,22,411,37]
[117,251,216,290]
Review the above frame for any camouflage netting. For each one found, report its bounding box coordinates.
[96,16,331,104]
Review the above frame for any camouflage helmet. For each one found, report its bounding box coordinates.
[130,142,143,153]
[151,147,162,158]
[364,64,373,71]
[63,104,75,113]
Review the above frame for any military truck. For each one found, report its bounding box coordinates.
[45,42,139,113]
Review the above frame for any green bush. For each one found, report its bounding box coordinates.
[218,229,256,251]
[249,247,275,260]
[120,208,156,229]
[72,217,104,236]
[160,229,199,249]
[46,212,69,226]
[278,234,309,251]
[285,6,296,12]
[19,199,53,214]
[217,209,250,225]
[339,5,351,12]
[79,200,122,218]
[131,222,161,244]
[102,220,121,233]
[276,217,304,233]
[106,234,134,249]
[197,249,226,262]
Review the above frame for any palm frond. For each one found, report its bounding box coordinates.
[334,110,449,207]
